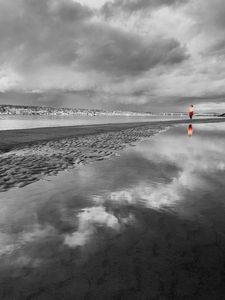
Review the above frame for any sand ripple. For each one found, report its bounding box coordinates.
[0,125,166,192]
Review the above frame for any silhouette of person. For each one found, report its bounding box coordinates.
[188,105,194,119]
[188,124,193,136]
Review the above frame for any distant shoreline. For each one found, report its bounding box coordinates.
[0,104,154,117]
[0,117,225,153]
[0,104,219,117]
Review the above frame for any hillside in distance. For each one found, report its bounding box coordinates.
[0,104,155,117]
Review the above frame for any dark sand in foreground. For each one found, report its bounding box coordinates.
[0,117,225,192]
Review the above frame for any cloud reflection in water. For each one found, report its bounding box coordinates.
[1,123,225,298]
[64,206,120,248]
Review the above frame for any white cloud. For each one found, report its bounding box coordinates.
[64,205,136,248]
[0,67,21,91]
[64,206,120,248]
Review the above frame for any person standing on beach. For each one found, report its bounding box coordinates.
[188,105,194,119]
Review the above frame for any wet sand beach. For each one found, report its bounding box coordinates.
[0,125,167,192]
[1,122,225,299]
[0,117,224,153]
[0,118,225,192]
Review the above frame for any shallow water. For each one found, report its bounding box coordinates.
[0,114,200,130]
[1,123,225,299]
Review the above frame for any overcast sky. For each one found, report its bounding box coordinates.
[0,0,225,112]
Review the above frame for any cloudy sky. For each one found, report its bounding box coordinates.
[0,0,225,112]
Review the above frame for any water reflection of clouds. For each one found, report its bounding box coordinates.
[106,124,225,215]
[1,123,225,265]
[194,123,225,132]
[64,206,134,248]
[1,123,225,299]
[64,206,119,248]
[109,181,181,210]
[0,223,55,260]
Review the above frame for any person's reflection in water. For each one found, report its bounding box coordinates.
[188,124,193,136]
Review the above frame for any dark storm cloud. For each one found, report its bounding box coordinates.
[78,25,189,75]
[55,0,93,22]
[101,0,187,17]
[173,95,225,106]
[0,0,93,70]
[21,0,93,23]
[191,0,225,31]
[0,0,188,80]
[203,39,225,57]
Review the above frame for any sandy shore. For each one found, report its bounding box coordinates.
[0,117,225,192]
[0,117,225,152]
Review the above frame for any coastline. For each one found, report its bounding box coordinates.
[0,117,225,192]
